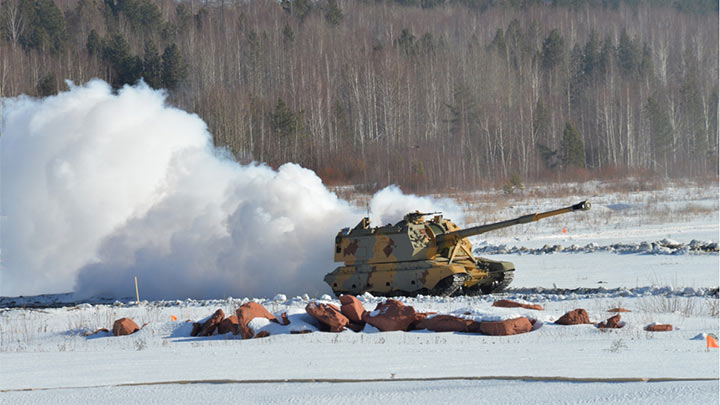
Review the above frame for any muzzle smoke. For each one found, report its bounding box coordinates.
[1,80,462,299]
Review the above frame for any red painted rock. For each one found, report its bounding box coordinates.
[193,308,225,336]
[112,318,140,336]
[645,324,673,332]
[84,328,109,337]
[607,308,631,313]
[477,317,533,336]
[416,315,475,332]
[280,312,291,326]
[217,315,239,335]
[362,299,416,332]
[347,322,365,332]
[492,299,543,311]
[254,330,271,338]
[339,295,367,323]
[409,312,437,330]
[597,314,623,329]
[305,302,349,332]
[235,302,278,339]
[555,309,592,325]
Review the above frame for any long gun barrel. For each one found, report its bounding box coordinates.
[437,200,591,244]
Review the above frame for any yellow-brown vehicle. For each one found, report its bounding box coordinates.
[324,201,591,297]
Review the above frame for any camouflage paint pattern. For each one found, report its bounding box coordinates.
[324,201,591,297]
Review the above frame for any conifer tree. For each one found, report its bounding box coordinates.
[161,43,186,90]
[270,98,300,139]
[397,29,416,56]
[560,121,585,169]
[103,34,142,88]
[86,30,103,56]
[541,29,564,71]
[292,0,313,21]
[325,0,343,26]
[143,40,162,89]
[446,84,480,142]
[36,73,57,96]
[20,0,68,53]
[282,23,295,49]
[617,29,638,77]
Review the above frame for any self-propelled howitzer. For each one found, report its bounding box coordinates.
[324,201,591,297]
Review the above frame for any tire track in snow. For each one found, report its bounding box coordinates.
[4,376,718,392]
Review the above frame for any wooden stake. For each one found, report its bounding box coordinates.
[134,276,140,307]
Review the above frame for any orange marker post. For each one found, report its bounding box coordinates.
[707,335,719,350]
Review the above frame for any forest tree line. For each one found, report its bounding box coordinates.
[1,0,718,191]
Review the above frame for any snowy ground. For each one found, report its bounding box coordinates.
[1,181,718,403]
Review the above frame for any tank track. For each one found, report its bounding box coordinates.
[333,273,476,297]
[487,270,514,293]
[421,273,470,297]
[358,273,469,298]
[459,270,515,296]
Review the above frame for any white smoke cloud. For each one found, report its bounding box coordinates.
[368,185,464,226]
[1,80,462,299]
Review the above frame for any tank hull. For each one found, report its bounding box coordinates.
[323,256,515,297]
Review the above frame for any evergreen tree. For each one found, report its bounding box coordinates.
[541,29,564,71]
[537,143,559,170]
[535,100,558,170]
[36,73,57,96]
[282,23,295,49]
[617,29,638,77]
[645,97,672,172]
[291,0,313,21]
[598,36,614,79]
[568,44,585,107]
[490,28,506,55]
[446,84,480,141]
[397,29,416,56]
[103,34,143,88]
[560,121,585,168]
[582,31,601,82]
[142,40,162,88]
[105,0,161,32]
[504,19,525,69]
[86,30,103,56]
[175,3,192,27]
[194,7,208,31]
[270,98,303,139]
[533,99,550,140]
[638,42,654,79]
[325,0,343,26]
[20,0,69,53]
[161,43,186,90]
[419,33,434,56]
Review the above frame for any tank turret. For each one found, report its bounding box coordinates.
[324,201,591,297]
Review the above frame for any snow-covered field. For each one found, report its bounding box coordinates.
[1,181,718,403]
